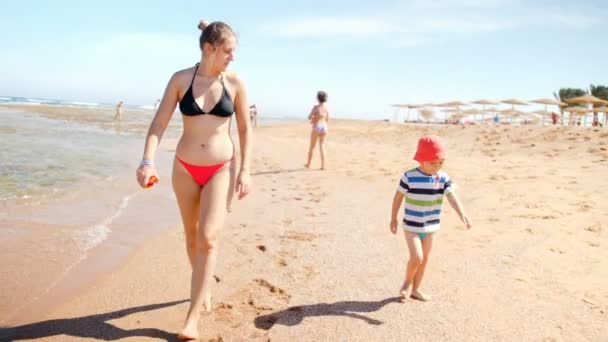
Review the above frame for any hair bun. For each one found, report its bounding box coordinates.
[198,20,210,30]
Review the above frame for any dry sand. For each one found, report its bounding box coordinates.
[2,120,607,341]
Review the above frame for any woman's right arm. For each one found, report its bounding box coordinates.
[136,73,180,188]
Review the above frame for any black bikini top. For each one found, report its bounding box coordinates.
[179,64,235,117]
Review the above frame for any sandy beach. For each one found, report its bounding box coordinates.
[1,113,607,341]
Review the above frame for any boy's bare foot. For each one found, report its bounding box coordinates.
[177,319,199,340]
[399,282,412,300]
[304,163,310,168]
[411,289,431,301]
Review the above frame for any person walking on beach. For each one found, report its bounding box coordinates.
[113,101,124,121]
[135,19,252,340]
[551,111,559,125]
[249,104,258,128]
[305,91,329,170]
[389,135,471,301]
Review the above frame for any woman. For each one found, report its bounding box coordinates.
[135,20,252,340]
[305,90,329,170]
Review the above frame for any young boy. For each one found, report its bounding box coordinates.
[390,135,472,301]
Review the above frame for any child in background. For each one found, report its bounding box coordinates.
[390,135,472,301]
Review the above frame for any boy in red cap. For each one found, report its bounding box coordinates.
[390,135,472,301]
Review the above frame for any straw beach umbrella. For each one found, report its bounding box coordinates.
[471,99,498,123]
[593,106,608,126]
[501,98,528,110]
[530,98,566,125]
[563,106,590,125]
[437,101,468,122]
[566,95,608,126]
[462,108,483,123]
[419,108,436,121]
[498,108,525,123]
[565,95,608,106]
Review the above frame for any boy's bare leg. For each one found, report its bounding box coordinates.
[401,231,423,299]
[411,233,434,301]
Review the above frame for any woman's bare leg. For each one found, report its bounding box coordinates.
[178,163,232,340]
[172,157,202,269]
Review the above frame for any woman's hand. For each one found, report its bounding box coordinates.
[136,164,159,188]
[235,170,251,199]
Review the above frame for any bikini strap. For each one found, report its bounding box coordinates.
[219,73,229,96]
[190,63,199,86]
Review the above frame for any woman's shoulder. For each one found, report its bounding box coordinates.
[223,71,244,87]
[172,66,197,80]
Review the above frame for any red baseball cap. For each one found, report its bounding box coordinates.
[413,135,446,162]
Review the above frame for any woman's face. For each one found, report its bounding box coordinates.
[207,35,236,71]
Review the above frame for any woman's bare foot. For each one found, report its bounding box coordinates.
[399,282,412,300]
[410,289,431,301]
[177,318,199,340]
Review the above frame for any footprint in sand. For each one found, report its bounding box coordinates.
[584,223,602,233]
[516,214,558,220]
[575,201,593,212]
[549,248,565,254]
[280,231,317,242]
[279,250,297,259]
[254,278,291,301]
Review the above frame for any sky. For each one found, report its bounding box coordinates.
[1,0,607,119]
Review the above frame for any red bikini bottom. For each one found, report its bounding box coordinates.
[177,156,233,187]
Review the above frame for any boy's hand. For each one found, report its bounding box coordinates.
[390,219,398,234]
[462,215,472,229]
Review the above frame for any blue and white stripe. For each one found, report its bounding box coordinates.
[396,168,453,233]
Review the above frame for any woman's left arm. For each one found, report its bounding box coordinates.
[232,74,252,199]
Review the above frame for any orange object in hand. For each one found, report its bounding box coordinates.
[146,176,159,188]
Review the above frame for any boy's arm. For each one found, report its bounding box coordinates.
[390,191,405,234]
[446,191,472,229]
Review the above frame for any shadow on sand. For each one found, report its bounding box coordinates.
[0,299,188,341]
[254,297,402,330]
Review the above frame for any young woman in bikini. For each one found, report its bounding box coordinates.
[135,20,252,340]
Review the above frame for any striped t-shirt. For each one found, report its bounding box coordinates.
[396,168,454,233]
